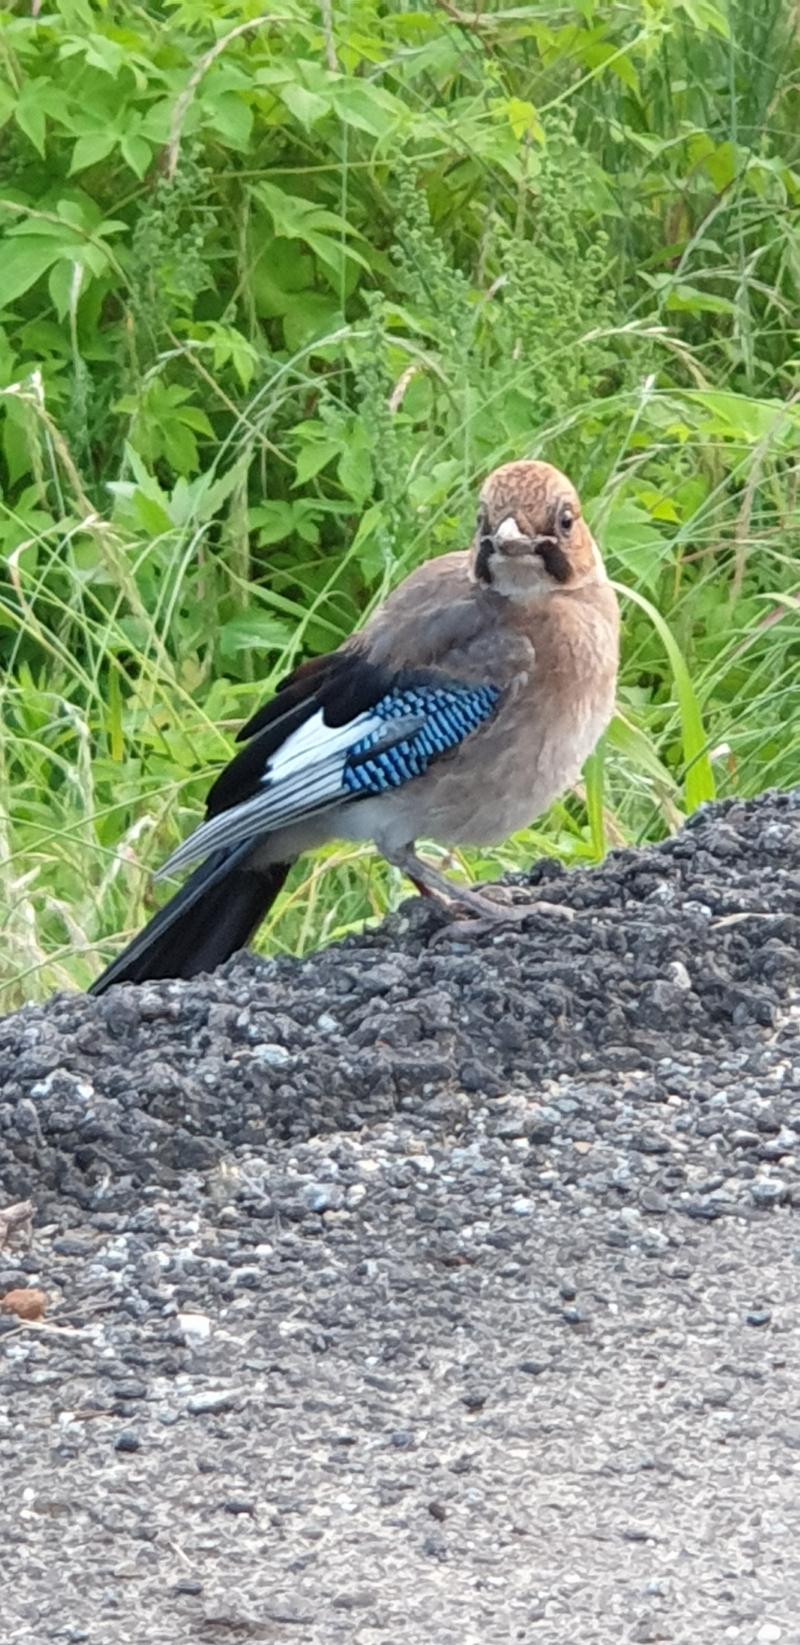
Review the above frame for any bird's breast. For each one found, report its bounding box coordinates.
[423,591,619,846]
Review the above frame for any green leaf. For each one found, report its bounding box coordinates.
[666,283,735,316]
[598,499,671,594]
[132,490,174,535]
[676,0,730,37]
[56,0,95,26]
[218,611,294,662]
[294,437,340,485]
[348,502,387,577]
[582,740,606,860]
[684,390,797,444]
[338,433,373,505]
[282,291,340,351]
[644,274,736,316]
[328,78,404,137]
[70,131,117,173]
[249,500,323,545]
[606,714,677,790]
[177,405,214,436]
[279,82,330,129]
[120,134,152,179]
[253,181,370,273]
[702,139,739,192]
[0,237,62,303]
[0,82,15,131]
[192,459,250,524]
[84,33,126,76]
[15,90,47,157]
[48,259,80,322]
[612,581,715,812]
[161,420,200,473]
[577,41,640,93]
[205,93,253,149]
[504,98,545,144]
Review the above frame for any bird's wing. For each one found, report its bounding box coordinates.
[157,651,502,878]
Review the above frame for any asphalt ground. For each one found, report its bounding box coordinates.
[1,789,799,1644]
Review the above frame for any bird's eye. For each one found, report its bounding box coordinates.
[559,507,575,533]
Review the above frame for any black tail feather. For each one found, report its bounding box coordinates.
[89,848,292,995]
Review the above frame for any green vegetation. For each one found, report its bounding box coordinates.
[1,0,799,1006]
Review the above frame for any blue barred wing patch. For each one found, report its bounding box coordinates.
[342,682,501,797]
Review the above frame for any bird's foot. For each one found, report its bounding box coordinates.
[385,847,573,944]
[427,889,574,946]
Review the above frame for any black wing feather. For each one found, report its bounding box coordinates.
[235,650,350,744]
[207,647,407,819]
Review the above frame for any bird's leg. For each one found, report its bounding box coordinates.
[384,844,574,938]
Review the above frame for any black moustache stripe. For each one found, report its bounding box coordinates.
[537,540,571,583]
[474,537,495,585]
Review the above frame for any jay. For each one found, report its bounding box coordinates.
[90,460,619,994]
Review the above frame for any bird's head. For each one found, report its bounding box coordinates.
[470,459,603,601]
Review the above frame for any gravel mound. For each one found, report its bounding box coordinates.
[2,790,800,1644]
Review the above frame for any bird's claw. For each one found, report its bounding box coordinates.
[427,894,574,946]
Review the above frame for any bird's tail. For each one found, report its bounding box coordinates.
[89,846,292,996]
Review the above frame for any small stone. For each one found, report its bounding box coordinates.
[186,1389,242,1415]
[640,1188,668,1214]
[174,1579,203,1595]
[746,1309,772,1327]
[303,1183,343,1213]
[178,1312,212,1343]
[527,1108,558,1144]
[0,1287,46,1321]
[252,1042,291,1067]
[751,1181,787,1206]
[223,1498,256,1516]
[114,1379,148,1401]
[757,1626,781,1643]
[52,1234,98,1257]
[666,960,692,990]
[422,1534,448,1560]
[458,1060,502,1096]
[114,1430,140,1453]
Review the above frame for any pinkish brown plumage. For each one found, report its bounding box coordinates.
[90,460,620,991]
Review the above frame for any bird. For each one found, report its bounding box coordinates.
[89,459,620,994]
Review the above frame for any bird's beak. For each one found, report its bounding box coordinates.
[474,515,530,585]
[493,516,524,546]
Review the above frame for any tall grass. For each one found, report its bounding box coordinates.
[1,0,799,1008]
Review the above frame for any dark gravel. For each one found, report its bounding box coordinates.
[2,790,800,1643]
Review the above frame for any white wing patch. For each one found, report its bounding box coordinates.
[263,708,378,785]
[157,706,387,879]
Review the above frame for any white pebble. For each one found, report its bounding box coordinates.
[252,1042,290,1067]
[178,1311,212,1343]
[186,1388,243,1415]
